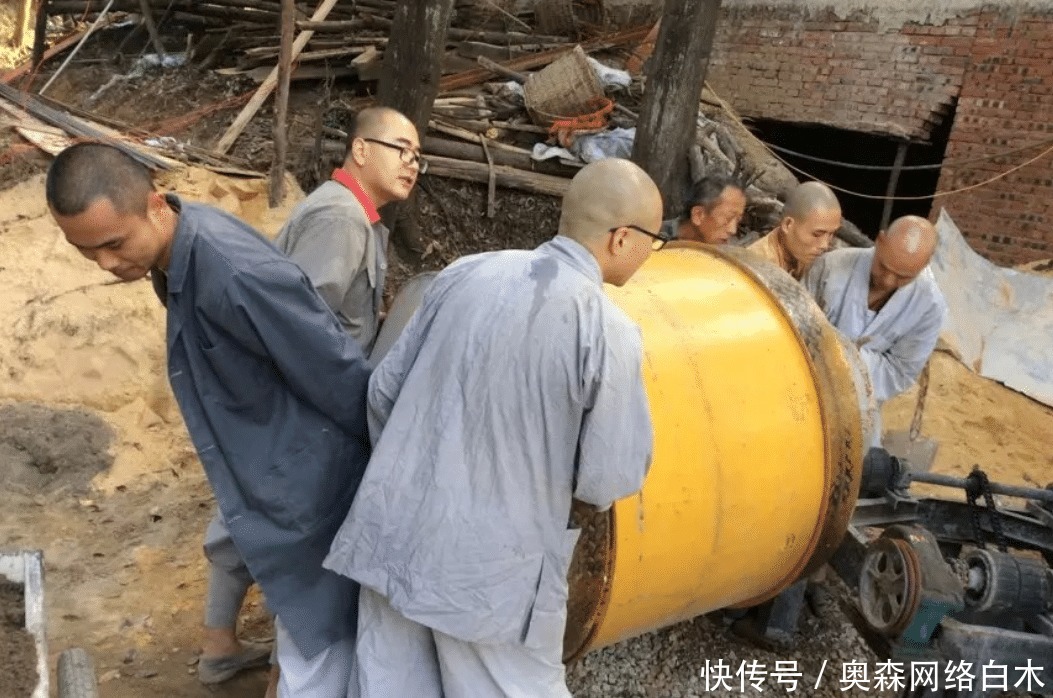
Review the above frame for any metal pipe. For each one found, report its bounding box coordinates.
[909,471,1053,505]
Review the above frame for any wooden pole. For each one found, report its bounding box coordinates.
[13,0,34,47]
[137,0,166,57]
[377,0,456,258]
[38,0,117,96]
[212,0,339,155]
[31,0,50,68]
[631,0,722,217]
[880,140,909,232]
[378,0,455,141]
[269,0,295,207]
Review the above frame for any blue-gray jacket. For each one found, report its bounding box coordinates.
[154,196,371,659]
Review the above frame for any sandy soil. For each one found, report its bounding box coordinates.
[883,350,1053,493]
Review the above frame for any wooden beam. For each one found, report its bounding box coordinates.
[0,82,175,170]
[213,0,340,154]
[269,0,295,207]
[13,0,34,47]
[32,0,50,67]
[424,155,570,197]
[423,135,579,177]
[437,25,651,93]
[632,0,722,217]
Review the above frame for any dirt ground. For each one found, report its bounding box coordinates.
[1,20,1052,698]
[1,580,37,698]
[883,350,1053,491]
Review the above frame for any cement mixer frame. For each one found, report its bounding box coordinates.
[741,449,1053,698]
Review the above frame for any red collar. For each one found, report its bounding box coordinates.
[331,168,380,224]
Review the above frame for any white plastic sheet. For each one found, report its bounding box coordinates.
[931,208,1053,407]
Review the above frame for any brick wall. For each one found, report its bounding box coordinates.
[932,10,1053,265]
[708,6,973,140]
[706,2,1053,265]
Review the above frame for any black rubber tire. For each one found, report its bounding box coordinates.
[57,648,99,698]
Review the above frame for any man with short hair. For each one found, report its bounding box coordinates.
[324,158,661,697]
[749,181,841,280]
[803,214,947,444]
[46,142,372,697]
[202,106,422,694]
[661,172,746,245]
[276,106,423,356]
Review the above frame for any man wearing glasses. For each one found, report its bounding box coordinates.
[197,106,422,696]
[325,158,665,697]
[276,106,424,356]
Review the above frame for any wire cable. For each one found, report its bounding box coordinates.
[759,137,1053,172]
[704,82,1053,202]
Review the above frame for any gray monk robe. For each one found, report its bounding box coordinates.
[803,247,947,446]
[325,235,654,693]
[155,196,371,660]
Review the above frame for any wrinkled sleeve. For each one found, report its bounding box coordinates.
[574,314,654,510]
[283,213,366,313]
[860,300,946,403]
[366,306,427,444]
[219,261,371,439]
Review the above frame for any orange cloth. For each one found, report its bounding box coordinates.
[748,229,810,281]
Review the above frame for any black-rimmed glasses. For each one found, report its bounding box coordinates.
[609,225,671,251]
[361,137,429,174]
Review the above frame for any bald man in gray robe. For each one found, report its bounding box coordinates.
[803,215,947,446]
[324,158,664,697]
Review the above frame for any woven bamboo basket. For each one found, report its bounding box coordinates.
[523,45,605,127]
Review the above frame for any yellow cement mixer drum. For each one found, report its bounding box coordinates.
[564,242,873,660]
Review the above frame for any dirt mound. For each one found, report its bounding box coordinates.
[0,168,301,418]
[883,350,1053,491]
[0,403,115,494]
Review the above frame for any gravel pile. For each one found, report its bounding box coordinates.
[567,580,878,698]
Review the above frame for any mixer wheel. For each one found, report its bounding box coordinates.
[858,537,922,637]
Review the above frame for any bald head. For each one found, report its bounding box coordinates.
[883,215,937,260]
[778,181,842,267]
[871,215,938,297]
[558,158,663,286]
[349,106,414,142]
[559,158,661,243]
[783,181,841,221]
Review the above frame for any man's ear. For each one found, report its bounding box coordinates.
[346,137,367,167]
[608,226,628,254]
[690,205,706,226]
[146,190,168,219]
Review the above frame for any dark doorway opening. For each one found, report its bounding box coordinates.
[745,102,957,238]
